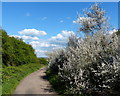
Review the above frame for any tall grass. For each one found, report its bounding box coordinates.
[2,63,44,94]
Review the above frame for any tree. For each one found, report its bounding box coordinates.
[38,58,48,65]
[74,3,109,35]
[1,29,39,66]
[47,3,120,95]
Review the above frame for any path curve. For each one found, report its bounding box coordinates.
[13,67,57,95]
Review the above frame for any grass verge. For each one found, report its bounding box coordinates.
[2,63,44,94]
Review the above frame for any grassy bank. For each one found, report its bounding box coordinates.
[2,63,44,94]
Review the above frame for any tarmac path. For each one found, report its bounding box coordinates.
[13,67,57,95]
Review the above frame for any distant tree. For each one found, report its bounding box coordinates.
[38,58,48,65]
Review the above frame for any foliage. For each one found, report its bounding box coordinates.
[0,28,2,95]
[1,29,47,94]
[38,58,48,65]
[47,3,120,96]
[58,33,120,95]
[47,49,67,75]
[116,30,120,35]
[1,29,39,66]
[46,69,67,95]
[75,3,109,35]
[2,63,43,94]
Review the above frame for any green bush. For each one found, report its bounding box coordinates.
[46,69,67,95]
[38,58,48,65]
[1,29,39,66]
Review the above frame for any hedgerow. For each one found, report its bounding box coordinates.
[47,3,120,96]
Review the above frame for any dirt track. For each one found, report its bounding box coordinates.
[13,67,57,95]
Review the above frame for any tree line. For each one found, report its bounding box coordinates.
[1,29,40,67]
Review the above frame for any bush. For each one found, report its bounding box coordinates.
[47,49,67,74]
[1,29,39,66]
[38,58,48,65]
[58,32,120,95]
[47,3,120,96]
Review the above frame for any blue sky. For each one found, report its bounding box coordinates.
[2,2,118,57]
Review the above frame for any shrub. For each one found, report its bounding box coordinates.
[58,32,120,95]
[38,58,48,65]
[47,3,120,96]
[1,29,39,66]
[47,49,67,74]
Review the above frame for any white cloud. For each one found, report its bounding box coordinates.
[11,35,39,41]
[50,44,57,47]
[41,17,47,20]
[49,30,75,50]
[73,20,76,24]
[109,29,117,34]
[29,41,58,57]
[51,33,64,40]
[52,46,64,50]
[11,29,75,57]
[62,30,75,36]
[22,35,39,40]
[35,49,48,57]
[29,41,50,48]
[29,41,57,48]
[60,20,64,23]
[18,29,47,36]
[35,49,47,53]
[66,17,71,19]
[26,12,31,16]
[50,30,75,41]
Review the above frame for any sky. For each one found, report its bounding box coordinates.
[2,2,118,57]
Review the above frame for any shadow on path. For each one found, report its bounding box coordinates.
[13,67,57,95]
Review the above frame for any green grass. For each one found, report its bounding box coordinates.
[2,63,44,94]
[0,67,2,96]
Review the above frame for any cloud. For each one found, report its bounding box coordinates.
[22,35,39,40]
[49,30,75,49]
[18,29,47,36]
[35,49,47,53]
[11,29,75,57]
[62,30,75,36]
[29,41,50,48]
[29,41,57,48]
[52,46,64,50]
[26,12,31,16]
[109,29,117,34]
[51,33,64,40]
[29,41,58,57]
[41,17,47,20]
[35,49,48,57]
[11,35,39,41]
[66,17,71,19]
[50,30,75,41]
[60,20,64,23]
